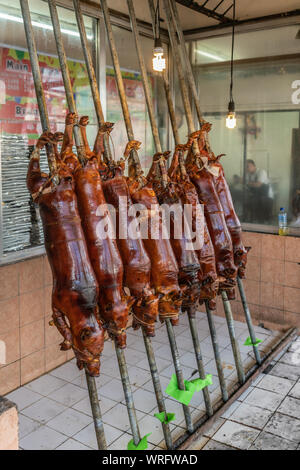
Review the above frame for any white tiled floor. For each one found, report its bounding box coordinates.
[5,310,300,450]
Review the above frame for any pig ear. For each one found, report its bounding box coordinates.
[245,246,251,253]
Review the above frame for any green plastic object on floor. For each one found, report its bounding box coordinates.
[127,433,151,450]
[244,336,262,347]
[154,411,176,424]
[165,374,213,406]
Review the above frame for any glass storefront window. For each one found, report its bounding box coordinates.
[106,25,169,172]
[0,0,97,259]
[189,24,300,234]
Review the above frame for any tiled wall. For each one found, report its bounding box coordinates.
[215,233,300,331]
[0,232,299,395]
[0,255,73,396]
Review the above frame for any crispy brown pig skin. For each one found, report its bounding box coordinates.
[148,155,201,314]
[168,147,218,305]
[27,135,104,376]
[213,161,249,278]
[127,178,182,325]
[74,160,131,348]
[186,162,237,284]
[102,162,159,337]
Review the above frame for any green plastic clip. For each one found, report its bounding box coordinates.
[154,411,176,424]
[165,374,213,405]
[244,336,262,347]
[127,433,151,451]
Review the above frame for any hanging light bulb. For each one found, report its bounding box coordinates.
[153,37,166,72]
[152,0,165,72]
[226,100,236,129]
[225,0,237,129]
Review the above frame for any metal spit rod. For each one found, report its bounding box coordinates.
[20,0,56,175]
[85,369,107,450]
[127,0,213,429]
[168,0,259,364]
[126,0,162,153]
[47,0,86,165]
[205,301,228,402]
[100,0,175,447]
[165,318,193,433]
[142,329,173,449]
[162,0,195,136]
[48,0,141,448]
[147,0,214,417]
[20,0,107,450]
[100,0,141,173]
[147,0,180,146]
[221,290,246,384]
[115,343,141,445]
[72,0,112,163]
[237,276,261,365]
[169,0,204,126]
[187,309,213,416]
[164,0,246,388]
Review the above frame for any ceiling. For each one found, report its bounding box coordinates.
[193,24,300,64]
[104,0,300,32]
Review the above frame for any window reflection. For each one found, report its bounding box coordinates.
[190,25,300,233]
[0,0,97,255]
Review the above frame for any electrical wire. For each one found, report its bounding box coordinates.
[229,0,235,102]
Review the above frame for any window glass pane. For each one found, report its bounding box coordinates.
[106,25,169,172]
[0,0,97,257]
[189,25,300,234]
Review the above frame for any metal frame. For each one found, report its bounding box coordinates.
[1,0,300,265]
[183,7,300,39]
[5,0,299,452]
[74,0,174,447]
[184,12,300,40]
[129,0,214,427]
[20,0,107,451]
[175,0,232,23]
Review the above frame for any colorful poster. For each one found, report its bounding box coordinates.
[0,46,92,143]
[0,46,154,154]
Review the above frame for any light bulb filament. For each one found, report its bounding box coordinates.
[153,50,166,72]
[226,112,236,129]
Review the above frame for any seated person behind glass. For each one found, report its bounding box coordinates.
[245,159,273,223]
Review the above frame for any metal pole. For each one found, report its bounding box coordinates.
[162,0,195,135]
[205,301,228,402]
[101,0,189,441]
[100,0,141,171]
[160,0,216,418]
[20,0,56,175]
[21,0,106,449]
[170,0,258,381]
[147,0,180,145]
[165,318,193,433]
[169,0,204,126]
[187,309,213,416]
[142,329,173,449]
[237,276,261,365]
[72,0,112,163]
[127,0,203,429]
[115,344,141,446]
[47,0,86,165]
[85,369,107,450]
[221,290,246,384]
[126,0,162,153]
